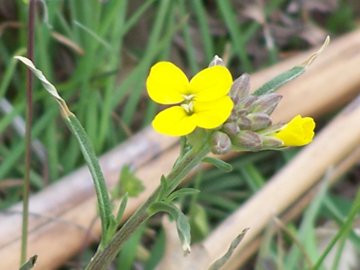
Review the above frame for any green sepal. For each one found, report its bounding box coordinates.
[19,255,37,270]
[202,157,233,172]
[253,66,304,96]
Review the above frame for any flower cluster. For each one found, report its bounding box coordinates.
[146,57,315,153]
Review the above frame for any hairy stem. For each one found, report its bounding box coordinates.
[86,142,210,270]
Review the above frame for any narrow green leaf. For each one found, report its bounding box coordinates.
[14,56,63,103]
[116,193,128,224]
[176,210,192,254]
[253,66,305,96]
[167,188,200,202]
[203,157,233,172]
[209,228,249,270]
[150,201,178,218]
[254,36,329,96]
[150,202,191,254]
[15,56,114,246]
[19,255,37,270]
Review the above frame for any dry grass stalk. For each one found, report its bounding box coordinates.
[230,146,360,269]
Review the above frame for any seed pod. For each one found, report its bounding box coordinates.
[211,131,232,154]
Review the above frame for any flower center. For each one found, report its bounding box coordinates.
[181,94,195,115]
[181,101,194,114]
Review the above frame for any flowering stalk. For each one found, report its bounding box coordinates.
[86,140,211,270]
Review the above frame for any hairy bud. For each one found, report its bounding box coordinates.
[234,95,258,113]
[237,116,252,130]
[233,130,262,151]
[230,73,250,104]
[249,93,282,115]
[247,113,272,131]
[211,131,232,154]
[209,55,225,67]
[262,136,283,148]
[223,122,240,137]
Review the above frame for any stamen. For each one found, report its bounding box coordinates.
[181,101,194,114]
[182,94,194,101]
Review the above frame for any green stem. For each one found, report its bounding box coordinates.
[65,115,113,241]
[85,142,210,270]
[21,0,36,265]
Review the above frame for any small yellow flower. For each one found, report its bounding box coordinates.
[146,61,233,136]
[274,115,315,146]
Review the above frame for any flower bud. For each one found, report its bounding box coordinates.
[237,116,251,130]
[233,130,262,151]
[211,131,232,154]
[249,93,282,115]
[229,73,250,104]
[209,55,225,67]
[234,95,258,112]
[261,136,283,148]
[273,115,315,146]
[247,113,272,131]
[223,122,240,137]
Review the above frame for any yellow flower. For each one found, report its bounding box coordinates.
[274,115,315,146]
[146,61,233,136]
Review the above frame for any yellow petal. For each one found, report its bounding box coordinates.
[152,106,197,136]
[189,65,232,102]
[193,96,234,129]
[146,62,189,105]
[274,115,315,146]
